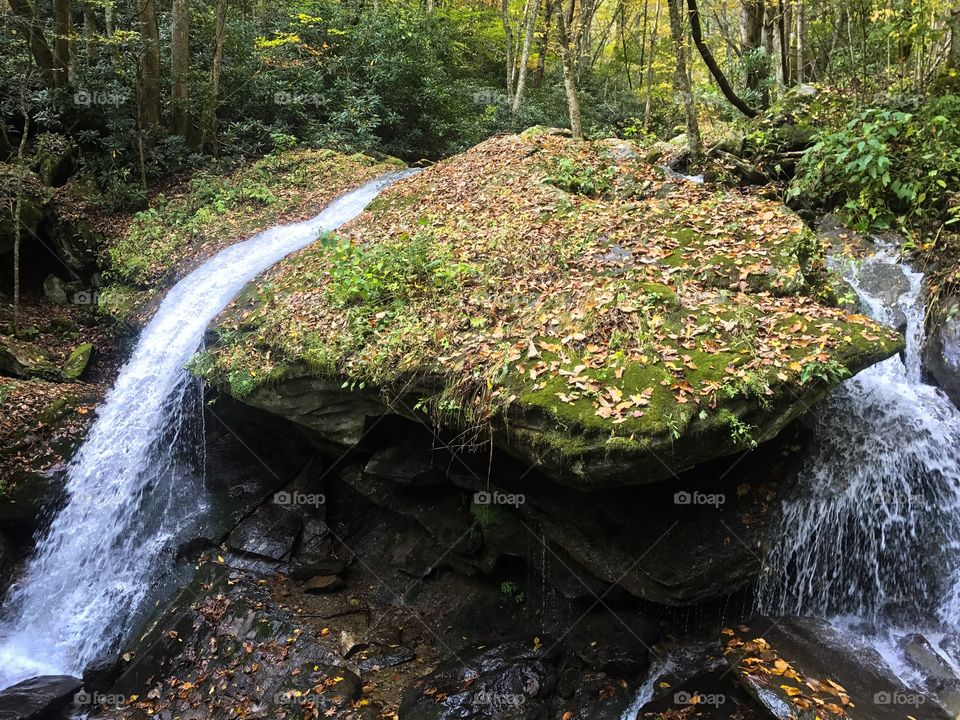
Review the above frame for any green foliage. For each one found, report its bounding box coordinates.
[500,581,525,604]
[546,158,616,197]
[800,359,850,386]
[790,97,960,230]
[321,231,474,308]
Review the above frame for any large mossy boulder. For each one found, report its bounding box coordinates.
[198,131,901,489]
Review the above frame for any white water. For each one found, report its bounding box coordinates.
[0,170,412,689]
[757,241,960,694]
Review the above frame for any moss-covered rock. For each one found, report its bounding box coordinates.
[0,335,58,379]
[198,132,902,488]
[62,342,93,380]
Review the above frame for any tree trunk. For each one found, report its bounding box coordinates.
[533,0,553,87]
[556,1,583,139]
[137,0,162,126]
[171,0,190,136]
[53,0,72,87]
[794,0,804,83]
[643,0,661,130]
[500,0,515,106]
[686,0,758,117]
[7,0,56,89]
[83,1,97,63]
[512,0,542,116]
[666,0,702,163]
[201,0,229,153]
[947,9,960,69]
[105,0,115,36]
[739,0,764,90]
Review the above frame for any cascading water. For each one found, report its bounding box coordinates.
[0,170,413,689]
[757,240,960,635]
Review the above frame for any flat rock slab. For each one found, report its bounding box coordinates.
[723,616,951,720]
[0,675,82,720]
[226,502,302,560]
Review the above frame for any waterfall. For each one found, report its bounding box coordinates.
[0,170,412,689]
[757,243,960,626]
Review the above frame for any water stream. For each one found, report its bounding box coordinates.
[0,170,413,689]
[757,240,960,689]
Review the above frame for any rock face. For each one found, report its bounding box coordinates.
[201,131,901,490]
[0,675,82,720]
[926,296,960,409]
[0,336,57,379]
[723,616,951,720]
[0,166,102,281]
[62,342,93,380]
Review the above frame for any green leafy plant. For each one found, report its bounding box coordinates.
[790,97,960,231]
[500,581,525,604]
[546,158,616,197]
[800,359,850,386]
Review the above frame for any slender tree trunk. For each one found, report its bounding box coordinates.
[7,0,56,89]
[137,0,162,126]
[687,0,758,117]
[83,1,97,63]
[739,0,764,90]
[948,9,960,69]
[500,0,515,106]
[171,0,191,136]
[643,0,661,130]
[556,1,583,139]
[794,0,805,83]
[53,0,73,87]
[512,0,542,117]
[533,0,553,87]
[201,0,229,153]
[666,0,702,163]
[12,73,32,336]
[105,0,115,36]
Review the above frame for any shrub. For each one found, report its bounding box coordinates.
[789,96,960,230]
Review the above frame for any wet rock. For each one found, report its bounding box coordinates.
[564,609,659,681]
[556,669,634,720]
[342,466,483,572]
[227,501,303,560]
[856,260,912,329]
[303,574,344,593]
[400,636,562,720]
[925,296,960,409]
[110,562,344,718]
[62,342,93,380]
[0,675,82,720]
[364,442,444,487]
[638,668,758,720]
[81,651,126,693]
[273,662,361,714]
[723,616,950,720]
[356,645,416,673]
[899,634,960,717]
[0,336,57,379]
[290,551,348,580]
